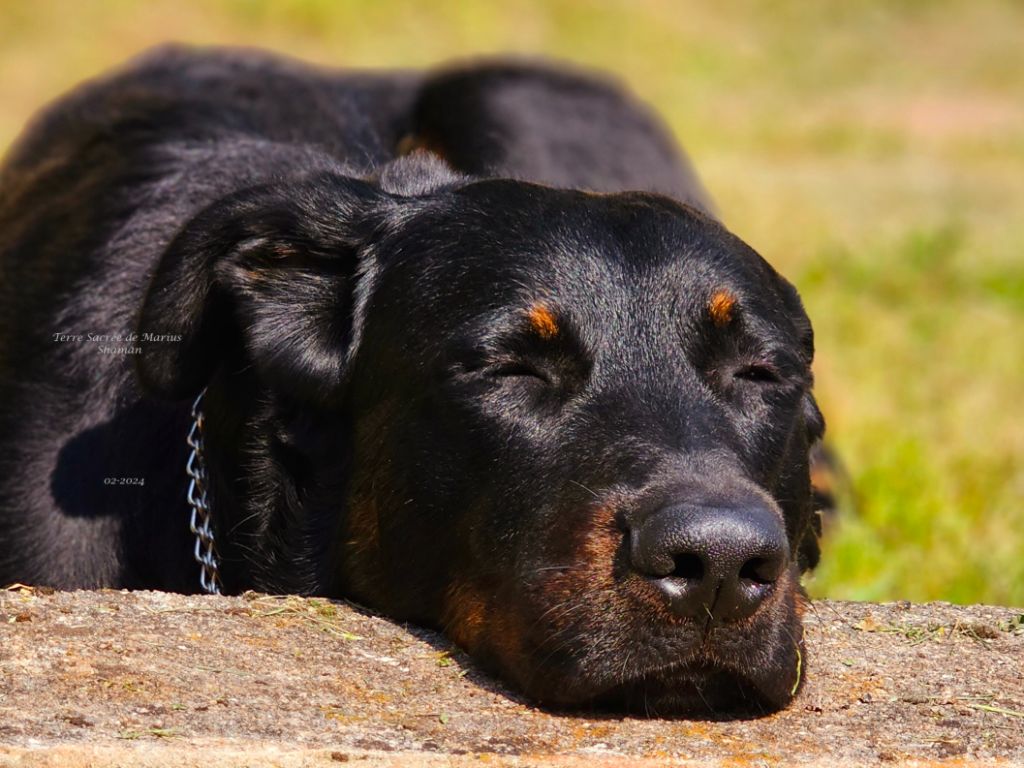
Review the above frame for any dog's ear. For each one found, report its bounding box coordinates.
[803,391,825,444]
[769,272,824,444]
[135,172,391,404]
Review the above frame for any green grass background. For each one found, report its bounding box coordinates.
[1,0,1021,605]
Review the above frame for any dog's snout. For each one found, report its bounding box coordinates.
[629,502,789,623]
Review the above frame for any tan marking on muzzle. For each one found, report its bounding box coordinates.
[443,581,490,653]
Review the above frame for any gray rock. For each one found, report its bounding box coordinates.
[1,588,1021,766]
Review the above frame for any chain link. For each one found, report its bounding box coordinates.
[186,388,222,595]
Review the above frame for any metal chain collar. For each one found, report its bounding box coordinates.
[186,387,222,595]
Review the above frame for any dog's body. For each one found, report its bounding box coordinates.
[0,46,822,713]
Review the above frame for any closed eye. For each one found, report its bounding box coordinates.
[489,361,552,384]
[733,363,781,384]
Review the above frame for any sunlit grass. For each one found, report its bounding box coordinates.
[1,0,1021,605]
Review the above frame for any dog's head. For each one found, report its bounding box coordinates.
[138,154,823,715]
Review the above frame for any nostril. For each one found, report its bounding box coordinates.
[671,553,704,581]
[739,556,781,585]
[631,500,789,622]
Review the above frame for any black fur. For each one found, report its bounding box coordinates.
[0,45,822,714]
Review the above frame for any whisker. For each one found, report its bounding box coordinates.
[567,479,600,499]
[228,510,263,535]
[521,564,586,575]
[529,597,589,633]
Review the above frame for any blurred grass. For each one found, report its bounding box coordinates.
[1,0,1021,605]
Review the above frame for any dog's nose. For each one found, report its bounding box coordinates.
[629,502,789,623]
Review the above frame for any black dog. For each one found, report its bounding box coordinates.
[0,46,824,714]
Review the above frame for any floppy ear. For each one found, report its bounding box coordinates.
[803,391,825,444]
[769,272,824,444]
[769,273,827,569]
[135,172,389,404]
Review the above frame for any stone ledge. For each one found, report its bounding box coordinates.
[1,588,1021,766]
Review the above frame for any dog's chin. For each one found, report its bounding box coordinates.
[526,662,797,718]
[519,621,805,718]
[588,655,802,717]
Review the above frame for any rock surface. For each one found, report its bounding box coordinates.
[0,587,1022,766]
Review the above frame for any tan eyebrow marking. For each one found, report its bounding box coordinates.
[708,289,737,326]
[527,303,559,339]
